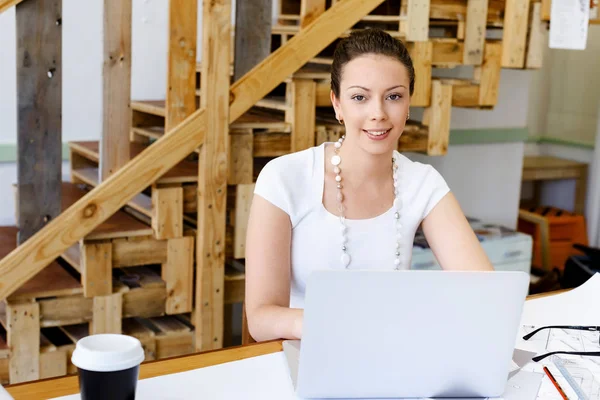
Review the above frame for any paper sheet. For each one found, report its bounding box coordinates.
[520,273,600,327]
[0,385,13,400]
[549,0,590,50]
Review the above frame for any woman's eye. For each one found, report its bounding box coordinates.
[388,94,402,101]
[352,95,365,101]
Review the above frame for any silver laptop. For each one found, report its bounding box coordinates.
[283,270,530,399]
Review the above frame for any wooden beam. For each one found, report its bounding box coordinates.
[502,0,530,68]
[196,0,231,351]
[7,301,40,383]
[463,0,488,65]
[0,0,387,301]
[541,0,551,21]
[81,241,112,298]
[287,79,317,152]
[476,41,502,106]
[91,293,122,334]
[410,41,432,107]
[166,0,197,132]
[163,236,194,314]
[427,81,452,155]
[431,40,464,67]
[229,130,254,185]
[100,0,132,181]
[525,2,544,69]
[406,0,430,41]
[151,186,183,240]
[233,184,255,259]
[0,0,23,14]
[16,0,62,244]
[301,0,326,27]
[234,0,272,80]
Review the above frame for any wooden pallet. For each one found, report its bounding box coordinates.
[273,0,544,69]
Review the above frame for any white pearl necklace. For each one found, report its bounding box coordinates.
[330,136,404,270]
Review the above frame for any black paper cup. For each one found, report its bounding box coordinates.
[71,334,145,400]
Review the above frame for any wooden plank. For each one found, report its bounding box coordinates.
[451,84,480,107]
[406,0,430,41]
[151,186,183,240]
[112,236,168,268]
[7,301,40,383]
[477,41,502,106]
[315,81,331,106]
[224,268,245,304]
[39,350,67,380]
[0,0,387,302]
[525,2,544,69]
[233,184,255,259]
[91,293,122,334]
[463,0,488,65]
[410,41,432,107]
[122,287,166,319]
[100,0,132,181]
[16,0,62,245]
[427,81,452,156]
[431,40,464,67]
[166,0,197,131]
[541,0,551,21]
[287,79,316,152]
[301,0,326,27]
[229,130,254,185]
[81,241,112,298]
[0,0,24,14]
[196,0,231,351]
[233,0,272,80]
[163,237,194,314]
[502,0,530,68]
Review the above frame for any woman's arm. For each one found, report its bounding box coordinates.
[421,192,494,271]
[244,195,303,342]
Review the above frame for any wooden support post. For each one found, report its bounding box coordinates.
[233,184,255,259]
[287,79,317,152]
[525,2,544,69]
[502,0,530,68]
[100,0,132,181]
[463,0,488,65]
[81,241,112,298]
[234,0,272,80]
[410,41,432,107]
[91,293,122,334]
[406,0,430,42]
[7,301,40,383]
[301,0,326,27]
[152,186,183,240]
[475,41,502,106]
[166,0,197,132]
[541,0,551,21]
[196,0,231,351]
[163,236,194,314]
[426,81,452,156]
[15,0,62,245]
[229,130,254,185]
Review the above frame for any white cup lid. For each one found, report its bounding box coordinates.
[71,334,145,372]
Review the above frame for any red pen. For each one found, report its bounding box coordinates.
[543,366,569,400]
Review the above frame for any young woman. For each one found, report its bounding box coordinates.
[244,28,494,342]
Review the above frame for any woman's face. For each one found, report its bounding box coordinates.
[331,53,411,156]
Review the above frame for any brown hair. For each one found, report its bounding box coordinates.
[330,28,415,98]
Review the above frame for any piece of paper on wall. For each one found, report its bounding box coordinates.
[549,0,590,50]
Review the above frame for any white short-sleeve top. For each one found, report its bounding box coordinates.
[253,143,450,309]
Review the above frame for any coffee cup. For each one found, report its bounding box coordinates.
[71,334,145,400]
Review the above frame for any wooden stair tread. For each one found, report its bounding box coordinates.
[0,226,83,301]
[131,100,291,131]
[255,97,288,111]
[71,168,152,218]
[61,182,153,239]
[70,141,198,183]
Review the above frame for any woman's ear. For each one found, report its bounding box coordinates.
[330,90,341,120]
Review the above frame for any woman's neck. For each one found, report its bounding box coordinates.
[332,140,394,190]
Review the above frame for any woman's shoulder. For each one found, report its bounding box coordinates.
[394,151,440,180]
